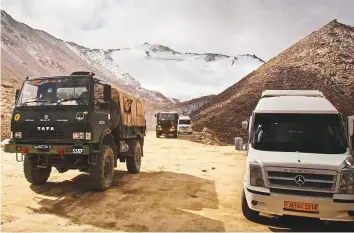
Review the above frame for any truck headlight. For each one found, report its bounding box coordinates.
[339,168,354,194]
[73,132,85,139]
[85,132,91,140]
[14,132,22,138]
[249,162,265,187]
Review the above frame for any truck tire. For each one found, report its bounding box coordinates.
[173,132,178,138]
[90,144,115,191]
[126,140,142,174]
[24,156,51,185]
[242,189,259,221]
[156,132,160,138]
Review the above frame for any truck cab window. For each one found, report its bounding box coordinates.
[94,82,106,110]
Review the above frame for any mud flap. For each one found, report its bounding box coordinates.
[16,153,24,162]
[88,151,99,165]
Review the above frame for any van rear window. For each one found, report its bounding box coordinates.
[251,113,347,154]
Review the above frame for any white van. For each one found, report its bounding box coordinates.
[178,115,193,134]
[241,90,354,222]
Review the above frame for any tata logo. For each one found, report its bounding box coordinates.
[37,126,54,131]
[40,114,50,122]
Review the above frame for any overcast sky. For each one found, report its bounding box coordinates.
[2,0,354,61]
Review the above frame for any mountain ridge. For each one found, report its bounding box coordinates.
[191,19,354,144]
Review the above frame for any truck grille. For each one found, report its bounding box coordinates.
[265,167,337,192]
[26,130,65,140]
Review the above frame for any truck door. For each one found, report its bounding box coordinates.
[91,82,110,142]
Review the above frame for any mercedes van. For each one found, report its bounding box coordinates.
[241,90,354,222]
[178,115,193,134]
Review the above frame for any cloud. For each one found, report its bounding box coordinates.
[2,0,354,60]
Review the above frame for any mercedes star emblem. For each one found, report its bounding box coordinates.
[294,175,306,185]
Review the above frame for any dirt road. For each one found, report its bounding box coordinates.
[1,132,353,232]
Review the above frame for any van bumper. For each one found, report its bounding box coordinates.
[244,184,354,222]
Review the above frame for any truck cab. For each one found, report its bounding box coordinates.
[241,90,354,222]
[155,112,179,138]
[177,115,193,135]
[5,71,146,191]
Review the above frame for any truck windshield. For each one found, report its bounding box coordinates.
[16,77,90,107]
[251,113,347,154]
[179,120,191,125]
[159,114,175,121]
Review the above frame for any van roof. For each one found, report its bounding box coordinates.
[261,90,325,98]
[254,96,338,114]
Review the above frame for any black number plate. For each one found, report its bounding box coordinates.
[72,146,84,154]
[33,145,52,149]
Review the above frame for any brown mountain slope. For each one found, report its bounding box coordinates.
[191,19,354,144]
[176,95,215,115]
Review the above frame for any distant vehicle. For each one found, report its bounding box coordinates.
[155,112,179,138]
[178,115,193,134]
[5,71,146,191]
[241,90,354,222]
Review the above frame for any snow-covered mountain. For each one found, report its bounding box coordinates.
[1,10,264,132]
[68,41,265,101]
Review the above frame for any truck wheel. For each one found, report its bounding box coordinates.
[24,156,51,185]
[126,140,142,174]
[173,132,178,138]
[242,189,259,221]
[156,132,160,138]
[90,144,115,191]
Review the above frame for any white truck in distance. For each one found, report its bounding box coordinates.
[178,115,193,134]
[241,90,354,222]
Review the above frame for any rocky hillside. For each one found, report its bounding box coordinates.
[176,95,215,116]
[192,19,354,144]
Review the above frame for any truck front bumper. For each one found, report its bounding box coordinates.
[4,142,90,156]
[244,184,354,222]
[156,129,176,134]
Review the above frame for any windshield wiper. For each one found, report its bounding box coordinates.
[22,99,48,105]
[56,97,86,105]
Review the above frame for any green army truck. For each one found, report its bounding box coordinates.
[155,112,179,138]
[5,71,146,191]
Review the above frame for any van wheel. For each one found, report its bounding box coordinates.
[242,189,259,221]
[24,156,51,185]
[90,144,115,191]
[126,140,142,174]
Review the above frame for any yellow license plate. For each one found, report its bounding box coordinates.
[284,201,319,213]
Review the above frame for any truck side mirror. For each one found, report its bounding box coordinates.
[15,89,20,104]
[154,114,157,117]
[103,85,111,102]
[242,120,248,130]
[348,116,354,155]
